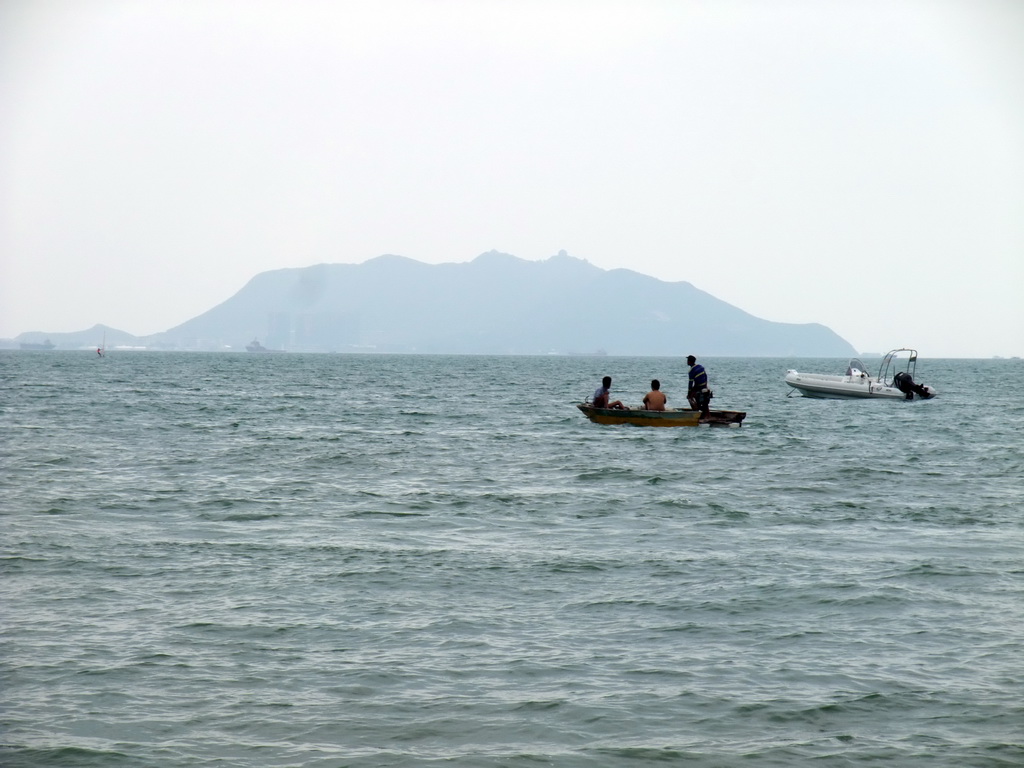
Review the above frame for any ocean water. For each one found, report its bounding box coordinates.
[2,351,1022,767]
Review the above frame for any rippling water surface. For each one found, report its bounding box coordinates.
[2,351,1022,767]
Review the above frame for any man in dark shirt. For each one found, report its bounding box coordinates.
[592,376,624,409]
[686,355,711,416]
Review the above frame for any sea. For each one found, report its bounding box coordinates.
[2,351,1021,767]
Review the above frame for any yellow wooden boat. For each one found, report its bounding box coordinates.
[576,404,745,428]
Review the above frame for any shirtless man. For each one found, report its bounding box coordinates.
[642,379,667,411]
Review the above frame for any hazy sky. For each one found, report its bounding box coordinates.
[2,0,1022,357]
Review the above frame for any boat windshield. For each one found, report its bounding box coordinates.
[846,358,867,375]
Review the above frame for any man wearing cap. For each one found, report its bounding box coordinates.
[686,355,712,416]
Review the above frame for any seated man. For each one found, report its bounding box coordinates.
[592,376,625,409]
[643,379,667,411]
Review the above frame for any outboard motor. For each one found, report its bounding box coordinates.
[894,371,934,400]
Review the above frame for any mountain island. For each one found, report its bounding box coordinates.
[11,251,856,356]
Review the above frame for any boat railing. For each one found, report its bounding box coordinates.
[878,348,918,386]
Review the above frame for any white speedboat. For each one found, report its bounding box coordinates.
[785,348,937,400]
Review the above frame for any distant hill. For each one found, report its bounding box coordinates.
[8,324,144,352]
[9,251,857,356]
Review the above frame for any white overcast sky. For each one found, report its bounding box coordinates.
[2,0,1022,357]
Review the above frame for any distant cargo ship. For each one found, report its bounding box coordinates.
[246,339,284,353]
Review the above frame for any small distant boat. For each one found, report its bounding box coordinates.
[20,339,55,350]
[577,404,746,428]
[785,348,936,400]
[246,339,283,353]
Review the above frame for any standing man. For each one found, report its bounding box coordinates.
[686,355,712,416]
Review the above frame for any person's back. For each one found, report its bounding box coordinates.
[643,379,667,411]
[688,361,707,393]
